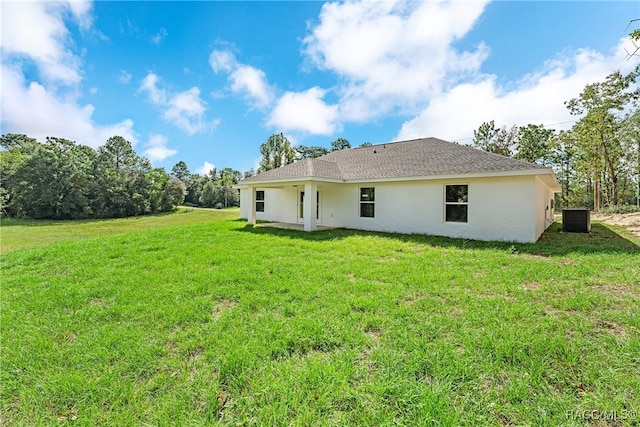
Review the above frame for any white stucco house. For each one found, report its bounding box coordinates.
[236,138,561,243]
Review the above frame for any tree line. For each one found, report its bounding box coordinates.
[172,161,242,209]
[0,134,246,219]
[472,66,639,211]
[0,135,187,219]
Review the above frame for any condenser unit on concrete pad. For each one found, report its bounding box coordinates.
[562,209,591,233]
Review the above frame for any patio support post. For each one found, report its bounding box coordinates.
[248,187,256,225]
[303,182,317,232]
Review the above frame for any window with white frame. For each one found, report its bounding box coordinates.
[255,190,265,212]
[445,185,468,222]
[360,187,375,218]
[298,191,320,220]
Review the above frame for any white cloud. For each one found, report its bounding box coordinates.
[1,64,136,147]
[303,0,490,122]
[209,49,274,109]
[139,73,167,104]
[117,69,132,84]
[0,1,83,85]
[268,87,339,135]
[138,72,219,134]
[143,134,177,162]
[294,0,638,142]
[396,39,637,142]
[163,87,210,135]
[151,27,168,45]
[209,50,236,73]
[66,0,94,31]
[0,2,138,148]
[197,161,216,176]
[230,65,274,108]
[248,0,490,136]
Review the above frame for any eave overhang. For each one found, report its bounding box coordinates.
[235,167,562,191]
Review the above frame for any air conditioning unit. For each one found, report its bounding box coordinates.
[562,209,591,233]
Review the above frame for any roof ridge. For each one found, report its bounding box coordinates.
[311,156,345,180]
[347,137,440,151]
[305,157,314,177]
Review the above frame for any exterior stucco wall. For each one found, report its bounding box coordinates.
[534,176,556,241]
[240,188,251,219]
[335,177,537,242]
[240,175,556,243]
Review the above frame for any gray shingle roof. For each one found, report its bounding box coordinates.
[241,137,552,183]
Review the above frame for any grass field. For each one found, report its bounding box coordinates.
[2,210,639,425]
[0,207,239,253]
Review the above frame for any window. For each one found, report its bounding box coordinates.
[445,185,468,222]
[299,191,304,219]
[360,187,375,218]
[298,191,320,220]
[256,190,265,212]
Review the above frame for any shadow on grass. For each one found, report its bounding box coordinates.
[236,221,639,256]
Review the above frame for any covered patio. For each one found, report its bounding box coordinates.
[245,181,340,232]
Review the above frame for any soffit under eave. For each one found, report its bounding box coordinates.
[238,177,344,188]
[537,174,562,192]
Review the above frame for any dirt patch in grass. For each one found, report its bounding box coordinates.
[358,326,382,372]
[514,254,579,267]
[592,211,640,237]
[398,293,422,306]
[212,298,237,320]
[364,325,381,340]
[89,297,113,307]
[449,307,465,318]
[594,319,626,336]
[189,347,205,360]
[497,413,517,426]
[521,282,542,291]
[593,283,638,297]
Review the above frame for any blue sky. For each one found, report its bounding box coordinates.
[1,1,638,175]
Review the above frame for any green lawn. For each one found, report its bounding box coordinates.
[1,212,639,425]
[0,207,239,253]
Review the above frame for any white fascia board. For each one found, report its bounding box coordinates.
[235,176,343,188]
[343,168,557,184]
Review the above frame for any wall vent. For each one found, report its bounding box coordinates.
[562,209,591,233]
